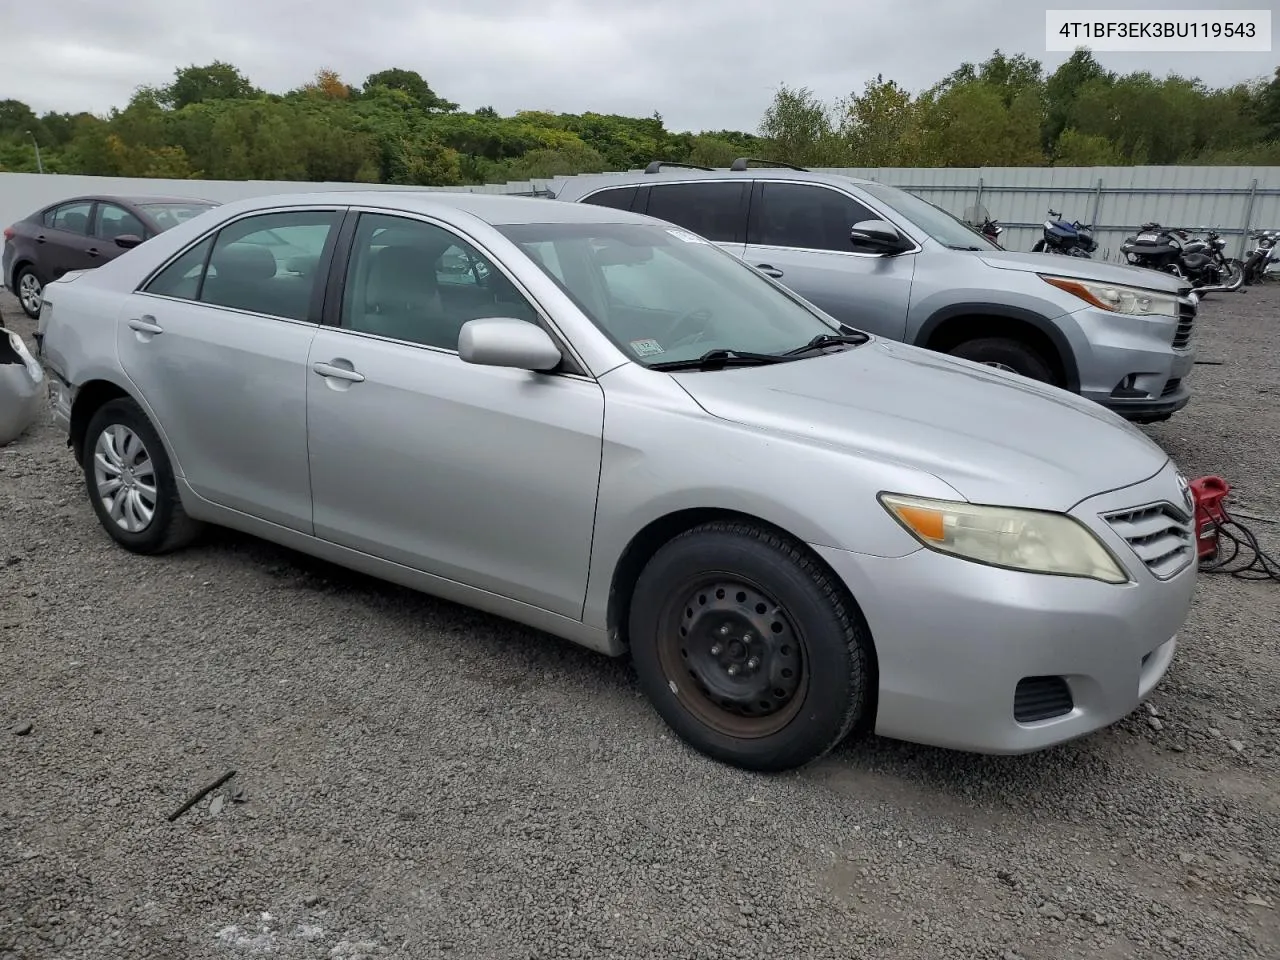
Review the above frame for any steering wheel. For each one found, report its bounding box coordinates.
[665,307,716,351]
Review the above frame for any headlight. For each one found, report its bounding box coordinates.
[879,493,1129,584]
[1040,275,1179,318]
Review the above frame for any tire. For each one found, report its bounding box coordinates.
[82,397,202,554]
[1224,259,1245,291]
[947,336,1055,384]
[15,266,42,320]
[1031,239,1046,253]
[628,521,872,772]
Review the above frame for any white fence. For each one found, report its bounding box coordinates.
[2,165,1279,260]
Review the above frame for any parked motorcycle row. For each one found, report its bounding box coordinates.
[969,205,1279,294]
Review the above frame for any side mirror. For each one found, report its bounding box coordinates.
[114,234,144,249]
[849,219,904,250]
[458,317,562,372]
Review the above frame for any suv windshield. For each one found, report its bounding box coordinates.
[859,182,1000,251]
[496,221,845,367]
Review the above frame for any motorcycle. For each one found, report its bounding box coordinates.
[1243,229,1279,285]
[1119,222,1243,293]
[963,203,1005,248]
[1031,208,1098,258]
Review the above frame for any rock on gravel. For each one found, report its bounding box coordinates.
[1,291,1279,959]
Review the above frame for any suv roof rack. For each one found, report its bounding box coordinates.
[729,157,809,172]
[644,160,714,174]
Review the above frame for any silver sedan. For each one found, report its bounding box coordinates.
[37,191,1198,771]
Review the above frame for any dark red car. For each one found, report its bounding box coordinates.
[3,194,218,318]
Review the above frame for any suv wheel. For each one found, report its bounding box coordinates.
[628,521,873,772]
[948,337,1054,384]
[82,398,203,554]
[16,267,42,319]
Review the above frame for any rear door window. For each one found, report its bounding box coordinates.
[48,201,94,236]
[642,182,748,244]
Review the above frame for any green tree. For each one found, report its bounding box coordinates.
[836,75,925,166]
[362,69,458,112]
[159,61,260,109]
[758,84,845,166]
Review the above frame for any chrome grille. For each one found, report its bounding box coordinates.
[1104,502,1195,579]
[1172,294,1196,349]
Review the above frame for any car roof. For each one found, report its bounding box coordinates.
[208,190,661,227]
[39,194,218,211]
[552,166,879,194]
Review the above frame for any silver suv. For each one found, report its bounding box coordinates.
[552,160,1197,422]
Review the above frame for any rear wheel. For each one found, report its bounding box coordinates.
[82,398,203,554]
[15,266,41,319]
[628,521,872,772]
[1031,239,1046,253]
[947,336,1054,384]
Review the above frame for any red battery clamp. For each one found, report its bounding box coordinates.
[1189,475,1230,563]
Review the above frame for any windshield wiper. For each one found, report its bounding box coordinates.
[649,348,792,371]
[780,332,871,356]
[947,244,986,251]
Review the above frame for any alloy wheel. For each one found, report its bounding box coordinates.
[18,272,41,315]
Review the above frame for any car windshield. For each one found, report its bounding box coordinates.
[859,182,1001,251]
[137,202,217,231]
[496,221,843,367]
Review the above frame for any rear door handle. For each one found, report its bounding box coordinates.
[35,235,46,244]
[755,263,784,278]
[87,247,100,258]
[127,316,163,335]
[312,361,365,383]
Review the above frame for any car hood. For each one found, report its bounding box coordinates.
[978,250,1187,293]
[670,339,1169,512]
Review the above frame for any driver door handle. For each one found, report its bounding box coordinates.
[312,360,365,383]
[755,263,784,278]
[87,247,100,258]
[127,316,163,335]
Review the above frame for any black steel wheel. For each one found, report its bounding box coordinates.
[660,576,808,739]
[629,521,873,772]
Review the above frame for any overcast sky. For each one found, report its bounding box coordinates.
[0,0,1274,132]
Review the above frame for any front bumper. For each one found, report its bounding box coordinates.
[1068,298,1196,421]
[815,462,1197,754]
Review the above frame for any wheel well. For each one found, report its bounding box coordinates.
[69,380,129,462]
[10,258,33,289]
[923,314,1068,388]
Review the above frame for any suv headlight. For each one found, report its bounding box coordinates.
[1040,275,1179,318]
[879,493,1129,583]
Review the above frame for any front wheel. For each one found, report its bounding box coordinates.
[628,521,873,772]
[1223,258,1245,291]
[947,337,1054,384]
[82,398,203,554]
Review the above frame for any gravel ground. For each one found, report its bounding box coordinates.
[1,288,1278,960]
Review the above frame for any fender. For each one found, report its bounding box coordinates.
[63,367,188,482]
[913,302,1081,394]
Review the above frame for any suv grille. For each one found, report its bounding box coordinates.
[1103,502,1195,579]
[1172,294,1196,349]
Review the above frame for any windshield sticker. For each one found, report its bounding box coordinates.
[665,228,708,244]
[630,338,665,357]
